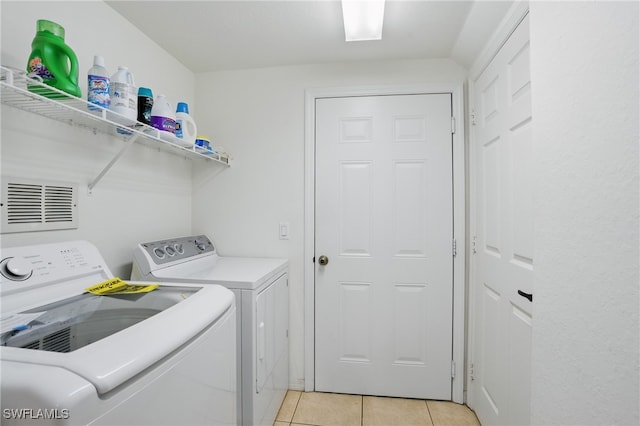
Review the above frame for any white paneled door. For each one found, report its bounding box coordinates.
[470,13,533,425]
[315,94,454,399]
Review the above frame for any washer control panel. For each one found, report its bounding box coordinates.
[0,241,108,297]
[139,235,215,265]
[0,257,34,281]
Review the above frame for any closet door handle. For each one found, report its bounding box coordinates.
[517,290,533,302]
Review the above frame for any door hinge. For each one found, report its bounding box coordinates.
[452,239,457,257]
[472,235,477,255]
[470,362,475,381]
[471,110,477,126]
[451,116,456,134]
[451,360,456,379]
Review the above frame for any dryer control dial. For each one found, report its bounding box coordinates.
[194,238,207,251]
[0,257,34,281]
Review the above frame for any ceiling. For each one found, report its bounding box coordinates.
[105,0,513,73]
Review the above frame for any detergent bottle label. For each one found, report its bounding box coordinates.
[175,119,184,138]
[88,75,110,110]
[111,81,137,109]
[27,57,54,81]
[151,116,176,134]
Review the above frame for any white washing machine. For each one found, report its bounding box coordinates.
[131,235,289,426]
[0,240,236,426]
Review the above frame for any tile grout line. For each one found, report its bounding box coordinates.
[291,391,303,424]
[425,400,435,426]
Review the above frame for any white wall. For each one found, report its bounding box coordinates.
[530,2,639,424]
[1,0,197,277]
[191,59,467,389]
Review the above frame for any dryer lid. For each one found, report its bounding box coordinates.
[150,255,288,290]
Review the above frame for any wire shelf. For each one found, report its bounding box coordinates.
[1,65,230,169]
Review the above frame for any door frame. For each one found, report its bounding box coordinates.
[304,84,466,403]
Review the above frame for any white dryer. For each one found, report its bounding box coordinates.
[0,240,236,426]
[131,235,289,426]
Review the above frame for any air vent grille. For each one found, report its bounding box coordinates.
[2,178,78,233]
[7,183,43,224]
[45,185,75,223]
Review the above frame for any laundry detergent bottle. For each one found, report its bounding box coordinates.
[27,19,81,99]
[150,95,176,135]
[137,87,154,125]
[175,102,197,145]
[109,66,137,127]
[87,55,110,112]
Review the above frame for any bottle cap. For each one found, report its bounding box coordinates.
[37,20,65,38]
[176,102,189,114]
[138,87,153,97]
[93,55,105,67]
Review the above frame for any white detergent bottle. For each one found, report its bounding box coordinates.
[87,55,109,113]
[175,102,197,146]
[109,66,137,126]
[150,94,176,137]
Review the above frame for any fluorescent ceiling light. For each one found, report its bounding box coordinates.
[342,0,385,42]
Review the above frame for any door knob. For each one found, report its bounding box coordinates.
[318,255,329,266]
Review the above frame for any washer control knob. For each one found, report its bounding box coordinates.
[1,257,33,281]
[174,243,184,254]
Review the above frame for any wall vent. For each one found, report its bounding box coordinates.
[1,177,78,234]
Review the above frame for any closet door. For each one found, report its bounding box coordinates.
[315,93,454,399]
[469,12,533,426]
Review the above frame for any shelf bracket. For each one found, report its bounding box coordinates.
[88,132,140,195]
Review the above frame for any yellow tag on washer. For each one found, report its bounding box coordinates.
[85,277,159,295]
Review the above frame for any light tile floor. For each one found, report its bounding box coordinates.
[275,391,481,426]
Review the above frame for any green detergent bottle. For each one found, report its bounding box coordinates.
[27,20,81,99]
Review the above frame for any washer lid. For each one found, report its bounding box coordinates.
[150,256,289,290]
[0,283,234,395]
